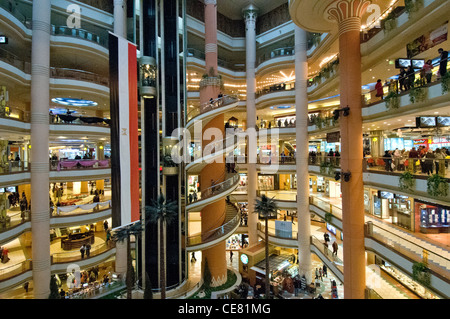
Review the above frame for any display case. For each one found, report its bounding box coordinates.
[420,205,450,233]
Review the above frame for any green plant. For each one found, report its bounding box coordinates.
[409,80,428,103]
[405,0,424,17]
[145,194,178,299]
[203,258,212,289]
[324,212,333,223]
[384,91,400,109]
[412,262,431,287]
[319,161,329,174]
[112,222,143,299]
[382,12,397,32]
[399,171,415,191]
[441,71,450,95]
[143,273,153,299]
[427,174,449,197]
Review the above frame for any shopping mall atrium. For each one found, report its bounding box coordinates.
[0,0,449,300]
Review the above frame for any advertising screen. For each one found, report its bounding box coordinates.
[417,116,437,128]
[412,59,425,69]
[437,116,450,127]
[395,58,411,68]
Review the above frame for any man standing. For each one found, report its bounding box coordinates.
[438,48,448,78]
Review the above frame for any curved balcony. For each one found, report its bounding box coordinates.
[0,241,116,293]
[1,198,111,242]
[185,134,238,174]
[186,170,240,212]
[49,159,111,182]
[185,95,239,130]
[186,202,240,251]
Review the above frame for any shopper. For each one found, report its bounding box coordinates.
[398,67,408,91]
[375,79,384,99]
[191,252,197,262]
[406,65,416,88]
[80,244,86,259]
[438,48,448,78]
[103,220,109,232]
[434,148,445,175]
[383,150,393,172]
[424,149,435,175]
[1,247,9,263]
[332,241,339,257]
[315,268,319,280]
[230,250,233,262]
[85,243,91,258]
[323,264,328,277]
[23,281,29,293]
[422,59,434,84]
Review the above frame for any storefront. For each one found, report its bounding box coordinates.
[309,176,325,193]
[226,234,248,250]
[187,175,199,195]
[258,175,275,191]
[415,200,450,234]
[369,189,414,231]
[325,180,341,198]
[236,173,247,192]
[279,174,296,190]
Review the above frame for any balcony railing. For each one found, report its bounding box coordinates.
[366,222,450,280]
[51,159,111,171]
[0,259,32,282]
[186,94,239,123]
[51,200,111,217]
[51,241,115,264]
[0,210,30,234]
[255,82,295,98]
[187,171,240,206]
[256,46,295,66]
[187,204,240,246]
[0,160,30,175]
[187,48,245,72]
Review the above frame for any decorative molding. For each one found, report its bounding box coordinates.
[205,43,217,53]
[32,20,51,34]
[326,0,371,33]
[204,0,217,5]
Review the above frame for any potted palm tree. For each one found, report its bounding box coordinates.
[112,221,142,299]
[145,194,178,299]
[254,194,278,299]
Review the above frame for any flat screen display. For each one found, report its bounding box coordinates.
[418,116,437,128]
[5,186,16,192]
[0,188,4,193]
[437,116,450,127]
[412,59,425,69]
[395,58,411,68]
[380,191,394,199]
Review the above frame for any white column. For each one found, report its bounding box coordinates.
[31,0,51,299]
[295,26,312,284]
[243,5,258,246]
[114,0,127,38]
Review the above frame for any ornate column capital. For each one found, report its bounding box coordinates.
[204,0,217,5]
[242,4,258,28]
[325,0,371,35]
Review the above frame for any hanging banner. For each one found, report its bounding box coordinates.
[109,32,140,228]
[407,22,448,58]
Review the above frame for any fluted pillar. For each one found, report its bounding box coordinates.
[294,26,312,284]
[243,5,259,246]
[325,0,371,299]
[30,0,51,299]
[199,0,227,287]
[114,0,127,38]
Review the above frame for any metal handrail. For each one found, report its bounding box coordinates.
[186,94,239,122]
[187,204,240,246]
[188,170,240,205]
